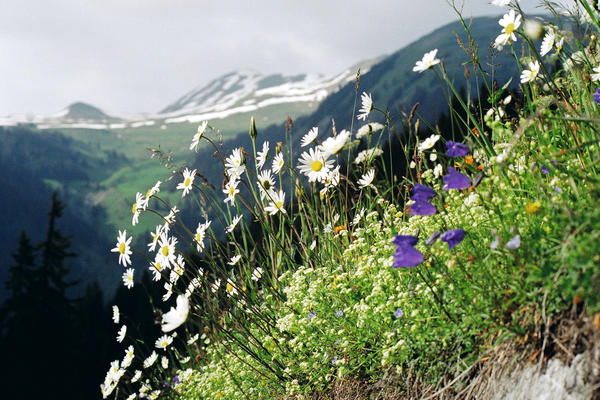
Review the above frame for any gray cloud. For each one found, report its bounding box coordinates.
[1,0,541,115]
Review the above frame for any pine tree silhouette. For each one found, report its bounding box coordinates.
[0,192,85,399]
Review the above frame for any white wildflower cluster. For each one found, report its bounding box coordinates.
[354,148,383,164]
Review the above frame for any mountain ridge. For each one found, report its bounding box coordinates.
[0,58,382,130]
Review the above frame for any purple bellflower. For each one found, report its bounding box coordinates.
[443,167,471,190]
[410,183,437,215]
[393,308,404,318]
[506,234,521,249]
[392,235,424,268]
[594,88,600,104]
[411,184,436,201]
[445,141,470,157]
[410,200,437,215]
[440,229,466,250]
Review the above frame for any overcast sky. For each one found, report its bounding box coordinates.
[1,0,542,115]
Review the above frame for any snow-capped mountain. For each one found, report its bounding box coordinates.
[156,63,376,124]
[0,58,380,130]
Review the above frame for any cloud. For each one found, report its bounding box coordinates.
[1,0,540,115]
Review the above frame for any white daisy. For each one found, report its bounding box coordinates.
[161,294,189,333]
[491,0,515,5]
[187,333,199,345]
[157,233,177,268]
[162,282,173,302]
[257,169,276,200]
[131,370,142,383]
[107,360,124,384]
[298,147,333,183]
[194,220,211,252]
[592,65,600,82]
[225,278,238,296]
[226,215,242,233]
[169,255,185,284]
[190,121,208,151]
[251,267,263,281]
[131,192,144,226]
[319,129,351,156]
[147,225,163,252]
[117,325,127,343]
[149,390,161,400]
[272,152,285,174]
[155,334,173,350]
[223,178,240,205]
[164,206,179,225]
[356,122,384,139]
[176,168,196,197]
[121,345,134,368]
[228,254,242,265]
[149,257,164,281]
[358,169,375,188]
[495,10,521,48]
[185,277,200,298]
[264,189,287,215]
[161,356,169,369]
[143,351,158,369]
[224,148,245,179]
[210,278,221,293]
[323,165,341,190]
[520,60,540,83]
[413,49,441,73]
[418,134,440,152]
[112,305,119,324]
[352,207,366,226]
[357,92,373,121]
[122,268,134,289]
[256,141,269,169]
[144,180,161,203]
[301,127,319,147]
[111,230,132,267]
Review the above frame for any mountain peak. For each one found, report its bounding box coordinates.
[157,59,379,122]
[62,102,120,122]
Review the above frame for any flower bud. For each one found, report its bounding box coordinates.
[249,116,257,140]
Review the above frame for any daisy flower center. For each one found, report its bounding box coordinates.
[505,23,515,35]
[275,201,283,209]
[146,189,152,198]
[184,178,191,187]
[229,186,236,196]
[131,203,137,214]
[311,160,323,172]
[119,242,126,254]
[162,245,169,257]
[195,233,201,242]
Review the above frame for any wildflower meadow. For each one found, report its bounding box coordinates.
[101,1,600,398]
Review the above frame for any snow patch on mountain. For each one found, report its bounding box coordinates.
[0,57,381,130]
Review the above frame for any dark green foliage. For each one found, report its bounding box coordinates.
[0,125,123,302]
[0,193,123,399]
